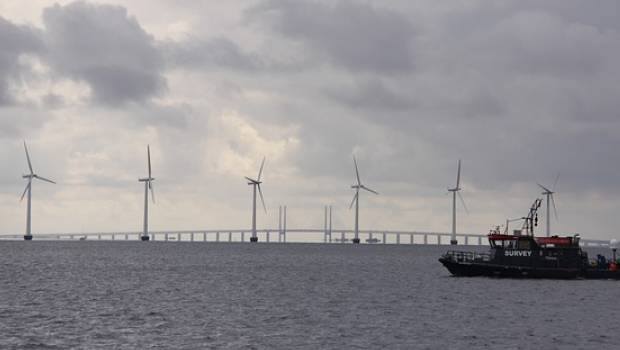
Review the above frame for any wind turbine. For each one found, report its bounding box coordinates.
[138,145,155,241]
[349,157,378,244]
[448,160,468,245]
[21,141,56,241]
[245,157,266,243]
[538,174,559,237]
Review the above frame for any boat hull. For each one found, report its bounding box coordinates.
[439,258,620,279]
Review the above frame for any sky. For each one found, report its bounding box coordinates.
[1,0,620,240]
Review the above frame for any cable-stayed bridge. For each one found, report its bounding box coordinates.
[0,229,611,247]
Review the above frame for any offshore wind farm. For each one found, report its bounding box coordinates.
[3,141,612,248]
[3,1,620,349]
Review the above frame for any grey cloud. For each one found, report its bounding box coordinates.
[128,102,195,129]
[324,79,414,112]
[3,0,620,238]
[506,0,620,32]
[426,3,620,81]
[41,93,65,109]
[466,12,615,78]
[247,0,415,73]
[0,17,43,105]
[0,110,47,140]
[41,1,165,105]
[161,37,262,71]
[160,36,314,74]
[258,0,620,197]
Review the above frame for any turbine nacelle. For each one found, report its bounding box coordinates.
[245,177,262,185]
[538,183,554,195]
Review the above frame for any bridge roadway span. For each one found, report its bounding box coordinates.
[0,229,611,247]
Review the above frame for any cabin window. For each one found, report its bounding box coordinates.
[491,239,518,248]
[518,240,531,250]
[504,240,518,249]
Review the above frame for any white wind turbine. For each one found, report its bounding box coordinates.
[21,141,56,240]
[138,145,155,241]
[245,157,266,243]
[349,157,378,244]
[538,174,559,237]
[448,160,468,245]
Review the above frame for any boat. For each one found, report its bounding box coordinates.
[365,238,380,244]
[439,198,620,279]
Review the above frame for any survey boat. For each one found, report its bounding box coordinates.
[439,199,619,279]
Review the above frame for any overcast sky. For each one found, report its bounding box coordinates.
[1,0,619,240]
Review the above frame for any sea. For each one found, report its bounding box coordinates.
[1,242,618,349]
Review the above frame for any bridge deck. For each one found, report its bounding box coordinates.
[0,229,610,247]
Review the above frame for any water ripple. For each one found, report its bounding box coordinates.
[1,242,618,349]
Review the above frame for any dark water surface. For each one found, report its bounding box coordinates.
[1,242,618,349]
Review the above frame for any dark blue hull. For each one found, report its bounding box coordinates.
[439,258,620,279]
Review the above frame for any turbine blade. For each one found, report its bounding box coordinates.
[361,185,379,195]
[551,194,558,221]
[552,172,560,191]
[257,184,266,213]
[537,183,551,193]
[349,192,358,210]
[24,141,33,174]
[353,156,361,186]
[147,145,152,179]
[456,159,461,188]
[20,182,31,202]
[257,157,265,182]
[34,175,56,184]
[245,176,258,183]
[458,191,469,214]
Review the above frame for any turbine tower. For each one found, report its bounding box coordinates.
[245,157,266,243]
[538,174,559,237]
[349,157,378,244]
[21,141,56,241]
[448,160,468,245]
[138,145,155,241]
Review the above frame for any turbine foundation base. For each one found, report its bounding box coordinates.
[352,238,361,244]
[250,236,259,243]
[450,239,458,245]
[24,235,33,241]
[141,236,150,241]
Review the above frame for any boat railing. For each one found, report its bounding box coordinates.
[443,250,491,263]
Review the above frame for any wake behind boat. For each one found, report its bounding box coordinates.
[439,199,619,279]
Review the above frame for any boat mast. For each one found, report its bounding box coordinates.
[522,198,542,236]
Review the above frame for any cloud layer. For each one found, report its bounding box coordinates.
[1,0,620,241]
